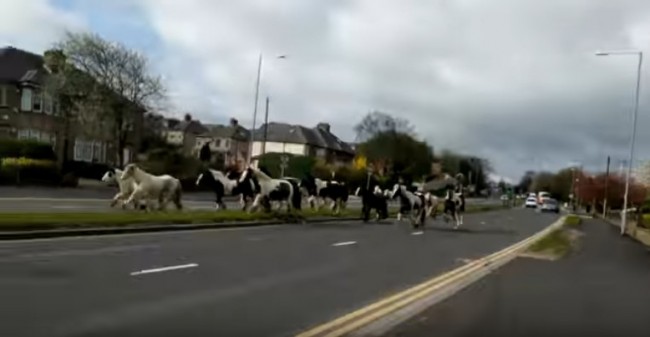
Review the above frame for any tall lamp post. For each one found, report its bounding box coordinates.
[595,50,643,235]
[247,54,288,165]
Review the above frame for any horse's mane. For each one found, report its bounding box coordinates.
[249,167,272,181]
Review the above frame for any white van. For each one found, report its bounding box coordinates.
[537,191,551,204]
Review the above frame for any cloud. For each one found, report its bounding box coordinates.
[7,0,650,181]
[0,0,86,51]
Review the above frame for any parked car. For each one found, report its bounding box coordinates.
[539,198,560,213]
[525,197,538,208]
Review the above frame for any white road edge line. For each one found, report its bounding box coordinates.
[332,241,357,247]
[411,231,424,236]
[130,263,198,276]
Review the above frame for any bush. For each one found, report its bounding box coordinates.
[61,161,112,180]
[0,139,56,160]
[0,157,61,186]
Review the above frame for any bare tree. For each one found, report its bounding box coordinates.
[354,110,416,142]
[49,31,165,166]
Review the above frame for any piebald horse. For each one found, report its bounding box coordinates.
[196,169,239,210]
[238,166,301,213]
[121,164,183,211]
[443,187,465,229]
[390,184,427,228]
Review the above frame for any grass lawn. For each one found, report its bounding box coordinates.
[527,216,582,258]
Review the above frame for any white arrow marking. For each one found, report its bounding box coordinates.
[130,263,198,276]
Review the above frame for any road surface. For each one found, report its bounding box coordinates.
[384,218,650,337]
[0,208,558,337]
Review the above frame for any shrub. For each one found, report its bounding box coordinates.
[0,157,61,186]
[62,161,112,180]
[0,139,57,161]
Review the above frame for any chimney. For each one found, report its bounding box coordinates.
[229,118,238,127]
[316,122,331,133]
[183,113,192,122]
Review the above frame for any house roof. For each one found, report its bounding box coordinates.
[0,46,46,83]
[203,124,250,140]
[252,122,355,154]
[169,120,209,135]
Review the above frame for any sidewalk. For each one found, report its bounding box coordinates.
[384,218,650,337]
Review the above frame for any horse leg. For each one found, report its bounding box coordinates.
[110,192,123,208]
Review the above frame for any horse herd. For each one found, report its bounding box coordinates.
[100,163,467,229]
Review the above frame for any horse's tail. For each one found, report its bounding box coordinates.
[173,180,183,210]
[290,181,302,210]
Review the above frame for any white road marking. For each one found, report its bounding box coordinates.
[130,263,198,276]
[332,241,357,247]
[411,231,424,236]
[480,221,486,225]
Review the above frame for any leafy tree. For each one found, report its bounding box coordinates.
[358,131,434,182]
[354,110,416,142]
[48,31,164,166]
[531,171,555,193]
[517,170,536,193]
[257,153,316,178]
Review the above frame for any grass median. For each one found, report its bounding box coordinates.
[0,203,511,232]
[527,215,582,259]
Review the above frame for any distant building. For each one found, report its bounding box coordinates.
[198,118,250,167]
[250,122,355,166]
[162,116,208,155]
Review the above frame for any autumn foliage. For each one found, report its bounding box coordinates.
[575,173,647,210]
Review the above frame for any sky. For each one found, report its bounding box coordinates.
[2,0,650,182]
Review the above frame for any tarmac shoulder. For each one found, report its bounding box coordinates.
[385,218,650,337]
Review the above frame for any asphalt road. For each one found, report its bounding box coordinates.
[0,208,558,337]
[385,218,650,337]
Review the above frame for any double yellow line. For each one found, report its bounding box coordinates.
[296,216,566,337]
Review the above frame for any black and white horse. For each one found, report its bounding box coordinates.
[195,169,238,210]
[238,166,301,212]
[355,180,390,222]
[390,184,427,228]
[443,186,465,228]
[225,169,259,211]
[300,175,348,214]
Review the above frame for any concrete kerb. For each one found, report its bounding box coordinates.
[0,216,360,241]
[295,215,568,337]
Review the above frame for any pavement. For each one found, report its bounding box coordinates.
[0,208,558,337]
[384,218,650,337]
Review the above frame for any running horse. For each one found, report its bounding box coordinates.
[195,168,238,210]
[390,183,427,229]
[355,177,389,222]
[237,166,301,213]
[442,179,466,229]
[120,164,183,211]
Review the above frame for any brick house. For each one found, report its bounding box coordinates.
[0,46,144,166]
[198,118,250,168]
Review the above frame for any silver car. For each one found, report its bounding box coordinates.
[539,198,560,213]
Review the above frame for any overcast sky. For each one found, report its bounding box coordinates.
[3,0,650,182]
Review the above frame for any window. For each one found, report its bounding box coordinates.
[33,92,42,112]
[74,140,104,163]
[215,139,221,147]
[0,86,6,106]
[17,129,30,140]
[16,129,55,145]
[20,88,32,111]
[225,139,230,148]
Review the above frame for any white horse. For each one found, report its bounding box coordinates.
[121,164,183,211]
[239,166,299,213]
[101,168,147,210]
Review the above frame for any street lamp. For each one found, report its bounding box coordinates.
[595,50,643,235]
[247,53,288,166]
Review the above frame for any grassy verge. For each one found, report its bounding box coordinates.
[0,203,510,232]
[526,216,582,259]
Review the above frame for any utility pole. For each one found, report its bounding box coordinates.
[603,156,610,218]
[247,53,263,165]
[262,96,270,156]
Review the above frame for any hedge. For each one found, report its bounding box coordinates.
[62,161,112,180]
[0,157,61,186]
[0,139,56,160]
